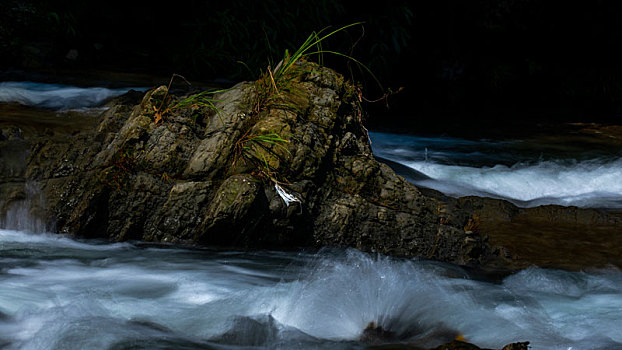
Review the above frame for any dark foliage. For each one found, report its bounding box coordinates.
[3,0,622,123]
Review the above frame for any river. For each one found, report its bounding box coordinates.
[2,229,622,350]
[1,81,622,349]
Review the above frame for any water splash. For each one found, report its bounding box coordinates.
[0,233,621,349]
[270,255,478,349]
[0,182,47,233]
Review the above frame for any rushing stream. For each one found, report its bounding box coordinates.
[1,229,622,350]
[2,81,622,349]
[0,81,144,110]
[370,131,622,208]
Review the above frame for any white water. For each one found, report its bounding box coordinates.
[1,229,621,350]
[370,131,622,208]
[2,82,621,349]
[0,81,143,110]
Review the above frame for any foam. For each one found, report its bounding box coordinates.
[369,132,622,208]
[402,159,622,207]
[2,230,621,349]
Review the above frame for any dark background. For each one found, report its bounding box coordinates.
[2,0,622,129]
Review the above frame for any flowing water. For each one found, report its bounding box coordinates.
[370,131,622,208]
[2,82,622,349]
[0,81,144,110]
[1,229,622,350]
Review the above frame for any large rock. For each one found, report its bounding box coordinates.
[0,62,498,267]
[2,61,621,270]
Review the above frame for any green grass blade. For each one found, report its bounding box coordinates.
[303,49,384,91]
[274,22,363,80]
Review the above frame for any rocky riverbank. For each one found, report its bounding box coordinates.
[1,62,622,273]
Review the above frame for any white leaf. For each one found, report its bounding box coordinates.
[274,183,301,207]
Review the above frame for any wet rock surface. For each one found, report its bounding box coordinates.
[458,196,622,270]
[1,62,621,272]
[0,62,498,268]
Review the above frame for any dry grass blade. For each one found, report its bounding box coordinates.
[152,73,191,125]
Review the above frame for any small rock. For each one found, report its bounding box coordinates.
[360,322,397,343]
[501,342,529,350]
[431,340,481,350]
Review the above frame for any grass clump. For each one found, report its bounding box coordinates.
[251,23,381,114]
[151,74,228,126]
[272,23,369,80]
[171,88,229,111]
[242,23,382,184]
[172,88,229,125]
[234,130,301,207]
[234,131,290,180]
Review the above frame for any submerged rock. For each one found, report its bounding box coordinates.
[210,315,279,346]
[500,342,529,350]
[431,340,529,350]
[360,320,462,348]
[431,340,482,350]
[359,321,529,350]
[360,322,398,343]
